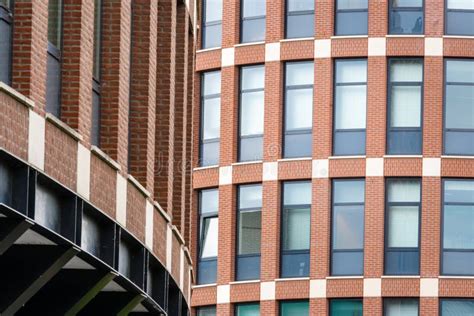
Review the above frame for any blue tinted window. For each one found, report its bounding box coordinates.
[441,299,474,316]
[286,0,314,39]
[241,0,265,43]
[202,0,222,48]
[442,180,474,276]
[280,301,309,316]
[236,303,260,316]
[332,179,365,276]
[0,4,12,85]
[446,0,474,36]
[330,299,363,316]
[389,0,423,34]
[384,298,419,316]
[335,0,368,35]
[200,71,221,166]
[197,306,217,316]
[198,189,219,284]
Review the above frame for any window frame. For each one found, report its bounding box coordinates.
[439,298,474,316]
[279,300,309,316]
[91,0,103,147]
[332,58,368,156]
[201,0,222,49]
[384,298,420,316]
[386,58,424,155]
[441,178,474,276]
[240,0,266,44]
[280,180,312,278]
[199,71,221,167]
[388,0,424,35]
[198,189,219,284]
[0,0,13,85]
[334,0,368,36]
[235,302,260,316]
[384,178,422,275]
[330,178,365,276]
[283,60,314,159]
[285,0,315,39]
[238,64,265,162]
[443,58,474,156]
[235,183,262,281]
[444,0,474,36]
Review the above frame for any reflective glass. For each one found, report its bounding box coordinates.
[385,299,418,316]
[236,303,260,316]
[333,180,365,204]
[333,205,364,250]
[286,62,314,86]
[335,85,367,129]
[282,207,310,250]
[444,180,474,203]
[330,299,363,316]
[283,181,312,205]
[336,60,367,83]
[200,189,219,214]
[281,301,309,316]
[441,300,474,316]
[443,205,474,249]
[197,306,217,316]
[285,88,313,130]
[201,217,218,258]
[388,206,419,247]
[391,86,422,127]
[204,0,222,22]
[388,180,421,202]
[241,91,264,135]
[390,60,423,82]
[239,184,262,209]
[445,85,474,129]
[238,210,261,255]
[203,71,221,95]
[242,0,265,17]
[288,0,314,11]
[337,0,368,9]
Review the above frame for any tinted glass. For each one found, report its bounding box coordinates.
[284,133,312,158]
[46,53,62,116]
[0,11,12,84]
[333,205,364,249]
[238,209,261,254]
[236,303,260,316]
[332,251,364,275]
[201,189,219,214]
[280,301,309,316]
[201,217,218,258]
[388,179,421,202]
[336,11,368,35]
[337,0,367,9]
[446,0,474,35]
[48,0,63,48]
[388,206,419,247]
[286,0,314,38]
[385,299,418,316]
[330,299,363,316]
[444,180,474,203]
[282,207,310,250]
[335,85,367,129]
[333,180,365,203]
[445,85,474,129]
[205,0,222,22]
[285,88,313,130]
[202,0,222,48]
[35,183,61,233]
[283,181,312,205]
[288,0,314,11]
[197,306,217,316]
[441,300,474,316]
[93,0,102,79]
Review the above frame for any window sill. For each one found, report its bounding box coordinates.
[381,275,420,279]
[438,275,474,279]
[0,82,35,109]
[153,201,171,223]
[91,146,121,171]
[383,155,423,158]
[45,113,83,142]
[277,157,312,162]
[231,160,263,166]
[192,283,217,289]
[234,41,265,48]
[193,165,219,171]
[127,174,151,198]
[385,34,425,38]
[443,35,474,39]
[328,155,366,160]
[330,35,368,39]
[229,279,261,285]
[326,276,364,279]
[441,155,474,160]
[196,46,221,54]
[275,277,310,282]
[280,37,314,43]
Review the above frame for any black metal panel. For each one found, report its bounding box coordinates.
[78,291,137,315]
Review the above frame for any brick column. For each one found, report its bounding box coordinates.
[266,0,283,42]
[222,0,239,47]
[263,62,283,161]
[12,0,49,114]
[155,0,177,212]
[368,0,388,37]
[315,0,334,38]
[261,181,280,281]
[364,297,382,316]
[420,177,441,277]
[313,59,333,159]
[423,57,443,157]
[364,178,385,277]
[219,66,238,165]
[311,178,330,278]
[128,0,158,194]
[366,57,387,157]
[60,0,94,144]
[425,0,444,36]
[217,184,236,284]
[100,0,132,170]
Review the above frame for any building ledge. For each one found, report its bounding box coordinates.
[45,113,83,142]
[0,82,35,109]
[127,174,151,198]
[91,146,121,171]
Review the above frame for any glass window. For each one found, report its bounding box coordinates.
[441,299,474,316]
[46,0,63,116]
[241,0,266,43]
[444,60,474,155]
[389,0,423,34]
[202,0,222,48]
[197,306,217,316]
[286,0,314,39]
[240,65,265,162]
[91,0,102,146]
[385,179,421,275]
[0,0,13,85]
[384,299,418,316]
[284,61,314,158]
[387,59,423,155]
[330,299,363,316]
[198,188,219,284]
[281,181,311,278]
[236,303,260,316]
[200,71,221,166]
[442,180,474,276]
[332,179,365,276]
[335,0,368,35]
[236,184,262,281]
[280,301,309,316]
[334,59,367,156]
[446,0,474,36]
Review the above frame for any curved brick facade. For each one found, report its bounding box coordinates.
[191,1,474,315]
[0,0,196,314]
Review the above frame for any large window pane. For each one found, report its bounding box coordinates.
[285,88,313,130]
[443,205,474,249]
[445,85,474,129]
[282,208,310,250]
[385,299,418,316]
[441,299,474,316]
[286,0,314,39]
[444,180,474,203]
[199,189,218,284]
[202,0,222,48]
[333,205,364,250]
[280,301,309,316]
[241,0,265,43]
[389,0,423,35]
[204,0,222,22]
[283,181,312,205]
[0,5,12,85]
[241,91,264,135]
[236,303,260,316]
[48,0,63,48]
[333,180,365,204]
[286,62,314,86]
[201,71,221,166]
[446,1,474,36]
[197,306,217,316]
[203,71,221,95]
[238,210,261,254]
[388,179,421,202]
[336,60,367,83]
[201,217,218,258]
[388,206,419,247]
[390,86,422,127]
[335,85,367,129]
[330,299,363,316]
[202,98,220,139]
[201,188,219,214]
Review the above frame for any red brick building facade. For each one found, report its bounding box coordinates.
[191,0,474,315]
